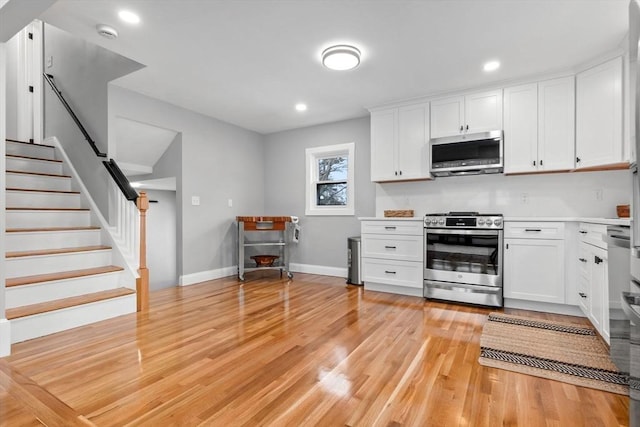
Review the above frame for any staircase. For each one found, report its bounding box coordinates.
[5,139,136,343]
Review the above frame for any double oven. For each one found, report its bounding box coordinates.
[424,212,503,307]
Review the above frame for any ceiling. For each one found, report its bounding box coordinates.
[39,0,628,135]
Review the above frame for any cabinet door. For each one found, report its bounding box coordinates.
[397,103,430,180]
[576,57,623,168]
[465,89,503,134]
[430,96,464,138]
[503,238,565,304]
[538,76,575,171]
[589,245,608,340]
[503,83,538,173]
[370,109,397,181]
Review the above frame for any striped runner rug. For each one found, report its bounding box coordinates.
[478,313,629,395]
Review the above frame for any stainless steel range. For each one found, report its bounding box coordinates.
[424,212,503,307]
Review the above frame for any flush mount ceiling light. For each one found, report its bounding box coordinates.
[322,45,361,71]
[118,10,140,24]
[483,60,501,72]
[96,24,118,39]
[295,103,307,112]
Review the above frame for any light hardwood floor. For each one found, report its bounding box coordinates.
[0,273,630,426]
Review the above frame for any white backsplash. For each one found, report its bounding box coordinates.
[375,169,631,218]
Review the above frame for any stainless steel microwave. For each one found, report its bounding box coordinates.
[430,130,503,177]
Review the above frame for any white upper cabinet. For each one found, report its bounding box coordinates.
[576,57,623,169]
[504,77,575,174]
[538,76,576,171]
[430,90,502,138]
[504,83,538,173]
[370,103,430,182]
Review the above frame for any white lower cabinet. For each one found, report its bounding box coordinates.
[503,222,565,304]
[361,219,423,297]
[577,223,610,343]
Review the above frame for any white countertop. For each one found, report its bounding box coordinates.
[360,216,631,226]
[504,217,631,226]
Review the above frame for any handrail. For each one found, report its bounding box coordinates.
[43,73,106,158]
[43,72,139,204]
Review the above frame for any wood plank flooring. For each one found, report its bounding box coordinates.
[0,273,630,426]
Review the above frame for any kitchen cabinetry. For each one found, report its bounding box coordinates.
[577,223,609,342]
[361,219,423,297]
[504,77,575,174]
[370,103,430,182]
[430,89,502,138]
[503,222,565,303]
[576,57,624,169]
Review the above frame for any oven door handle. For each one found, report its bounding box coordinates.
[426,228,500,236]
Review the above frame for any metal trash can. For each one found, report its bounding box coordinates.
[347,236,363,285]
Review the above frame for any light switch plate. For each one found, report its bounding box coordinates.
[191,196,200,206]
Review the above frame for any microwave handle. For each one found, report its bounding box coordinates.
[448,169,483,176]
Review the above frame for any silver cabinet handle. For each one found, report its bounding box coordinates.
[524,229,542,232]
[384,270,396,274]
[385,226,396,230]
[384,246,397,249]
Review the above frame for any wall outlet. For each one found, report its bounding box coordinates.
[521,193,529,204]
[228,198,233,208]
[46,56,53,68]
[595,189,603,201]
[191,196,200,206]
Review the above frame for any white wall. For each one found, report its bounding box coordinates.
[263,117,376,273]
[109,85,265,282]
[43,24,143,217]
[0,41,10,356]
[5,32,16,139]
[146,190,178,290]
[376,169,631,218]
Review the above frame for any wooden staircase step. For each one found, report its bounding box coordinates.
[6,226,100,233]
[6,188,80,194]
[6,288,135,320]
[6,245,111,258]
[6,154,62,163]
[6,266,124,288]
[6,207,89,211]
[6,139,55,149]
[6,170,70,178]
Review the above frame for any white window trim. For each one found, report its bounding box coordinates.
[305,142,355,216]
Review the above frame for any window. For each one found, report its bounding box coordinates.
[305,143,355,216]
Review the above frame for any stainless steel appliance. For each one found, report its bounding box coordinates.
[430,130,503,177]
[626,1,640,423]
[424,212,503,307]
[606,226,631,373]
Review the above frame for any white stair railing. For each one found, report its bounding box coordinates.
[108,179,140,268]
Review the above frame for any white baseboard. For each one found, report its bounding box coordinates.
[179,266,237,286]
[0,319,11,357]
[178,263,347,285]
[504,299,585,317]
[289,263,347,278]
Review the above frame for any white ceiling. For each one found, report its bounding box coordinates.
[40,0,628,135]
[114,117,177,175]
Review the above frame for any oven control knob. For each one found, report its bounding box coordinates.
[485,219,493,226]
[493,218,502,226]
[425,218,431,225]
[438,219,445,225]
[477,218,485,225]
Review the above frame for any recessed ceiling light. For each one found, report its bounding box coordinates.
[322,45,361,71]
[484,60,500,72]
[295,103,307,112]
[118,10,140,24]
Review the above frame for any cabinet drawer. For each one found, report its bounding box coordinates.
[578,222,607,249]
[362,258,423,289]
[504,222,564,239]
[362,234,423,262]
[361,220,423,236]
